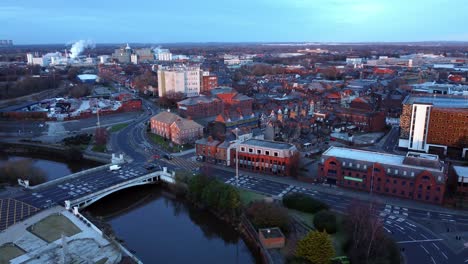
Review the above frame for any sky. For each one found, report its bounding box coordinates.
[1,0,468,44]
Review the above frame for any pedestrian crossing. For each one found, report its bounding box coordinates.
[161,157,201,171]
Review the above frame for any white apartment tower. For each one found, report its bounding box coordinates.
[157,65,201,97]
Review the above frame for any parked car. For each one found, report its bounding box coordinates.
[164,154,173,160]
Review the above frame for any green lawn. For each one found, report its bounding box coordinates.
[239,189,266,206]
[0,243,25,263]
[27,214,81,243]
[109,123,129,133]
[92,144,106,153]
[147,133,193,153]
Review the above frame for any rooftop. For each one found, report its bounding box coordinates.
[403,94,468,109]
[241,139,295,150]
[322,146,443,172]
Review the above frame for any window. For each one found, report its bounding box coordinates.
[374,167,380,172]
[403,171,407,176]
[342,161,346,166]
[349,162,353,167]
[401,190,405,195]
[411,172,415,177]
[402,181,406,186]
[395,169,398,175]
[249,148,253,153]
[274,152,279,157]
[427,186,431,190]
[357,164,361,169]
[257,149,261,154]
[387,168,391,173]
[241,147,245,152]
[265,151,270,156]
[364,165,367,169]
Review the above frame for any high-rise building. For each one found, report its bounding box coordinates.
[398,94,468,158]
[201,71,218,93]
[112,44,132,63]
[157,65,201,97]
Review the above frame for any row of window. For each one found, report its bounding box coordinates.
[240,147,280,157]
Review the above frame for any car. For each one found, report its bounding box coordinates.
[164,154,173,160]
[144,164,156,170]
[152,154,161,159]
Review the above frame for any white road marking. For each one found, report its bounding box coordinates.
[397,238,443,244]
[384,227,392,233]
[430,256,436,264]
[420,245,429,254]
[421,234,429,240]
[432,243,440,250]
[441,251,448,260]
[408,235,416,240]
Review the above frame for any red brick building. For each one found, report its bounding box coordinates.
[232,139,299,176]
[335,109,386,132]
[177,96,223,118]
[201,75,218,93]
[210,87,253,113]
[150,111,203,144]
[319,146,447,204]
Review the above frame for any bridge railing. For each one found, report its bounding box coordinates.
[69,169,174,208]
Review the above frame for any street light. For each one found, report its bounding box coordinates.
[234,127,240,187]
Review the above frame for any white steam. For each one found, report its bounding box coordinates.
[69,40,95,59]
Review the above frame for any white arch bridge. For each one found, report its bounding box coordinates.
[66,168,175,210]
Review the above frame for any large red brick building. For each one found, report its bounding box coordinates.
[335,109,386,132]
[233,139,299,176]
[319,146,447,204]
[150,111,203,144]
[399,94,468,158]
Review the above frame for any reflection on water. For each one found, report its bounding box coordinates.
[86,185,256,264]
[0,154,101,181]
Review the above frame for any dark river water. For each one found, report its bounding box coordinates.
[1,155,256,264]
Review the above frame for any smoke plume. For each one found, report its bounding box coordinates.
[69,40,95,59]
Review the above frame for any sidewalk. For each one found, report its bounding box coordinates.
[202,162,468,216]
[172,148,196,157]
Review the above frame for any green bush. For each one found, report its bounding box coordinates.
[246,201,289,232]
[283,193,329,214]
[313,210,337,234]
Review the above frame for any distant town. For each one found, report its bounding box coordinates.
[0,41,467,264]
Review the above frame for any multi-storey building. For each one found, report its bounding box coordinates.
[319,146,447,204]
[201,74,218,93]
[112,44,132,63]
[157,65,201,97]
[150,111,203,144]
[399,94,468,158]
[232,139,299,176]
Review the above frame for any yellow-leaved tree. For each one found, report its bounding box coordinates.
[296,230,335,264]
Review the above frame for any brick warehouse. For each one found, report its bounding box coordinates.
[231,139,299,176]
[399,94,468,158]
[319,146,447,204]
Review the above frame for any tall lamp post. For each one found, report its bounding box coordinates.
[234,127,240,187]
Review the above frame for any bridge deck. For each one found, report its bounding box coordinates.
[15,163,148,209]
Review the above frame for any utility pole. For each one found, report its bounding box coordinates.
[235,127,240,187]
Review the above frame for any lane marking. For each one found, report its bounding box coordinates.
[432,243,440,250]
[421,234,429,240]
[430,256,436,264]
[441,252,448,260]
[397,239,443,244]
[420,245,429,254]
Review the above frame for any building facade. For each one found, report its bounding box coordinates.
[177,96,223,118]
[399,94,468,158]
[201,75,218,93]
[319,146,447,204]
[231,139,299,176]
[157,65,201,97]
[150,111,203,144]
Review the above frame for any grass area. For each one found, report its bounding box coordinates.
[109,123,129,133]
[27,214,81,243]
[0,243,25,263]
[92,144,106,153]
[239,189,266,206]
[289,209,347,257]
[147,133,193,153]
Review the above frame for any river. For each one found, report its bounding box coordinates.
[2,155,256,263]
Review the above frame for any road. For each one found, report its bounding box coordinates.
[382,125,400,153]
[201,166,468,264]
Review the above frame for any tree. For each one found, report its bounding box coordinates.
[283,193,329,214]
[246,201,289,232]
[296,230,335,264]
[187,174,215,203]
[313,210,337,234]
[67,67,80,81]
[218,185,241,216]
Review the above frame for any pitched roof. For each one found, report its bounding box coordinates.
[151,111,179,124]
[171,118,204,131]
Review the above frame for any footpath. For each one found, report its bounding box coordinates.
[202,162,468,216]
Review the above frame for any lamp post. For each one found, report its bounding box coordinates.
[234,127,240,187]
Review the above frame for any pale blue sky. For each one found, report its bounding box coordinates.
[1,0,468,44]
